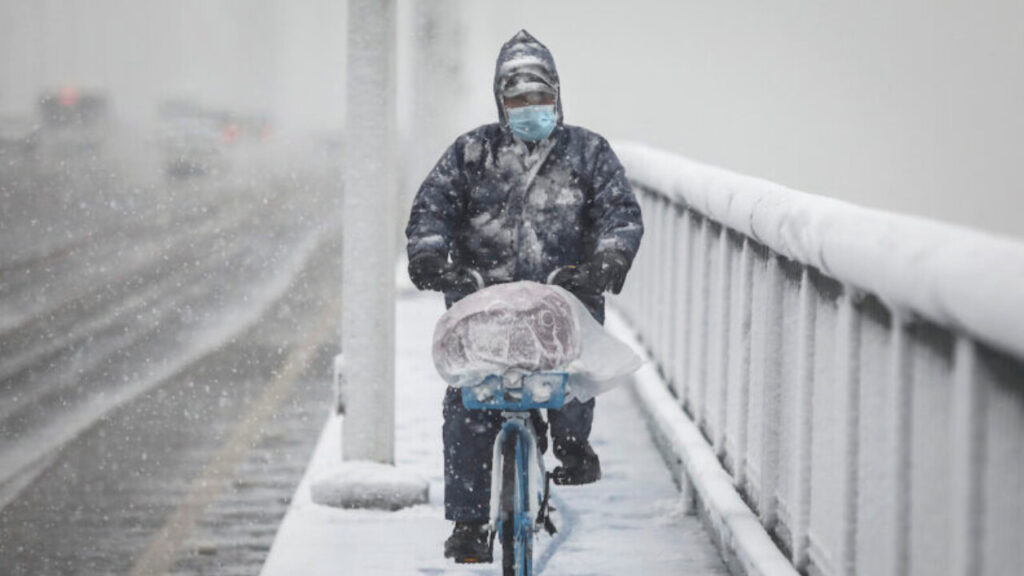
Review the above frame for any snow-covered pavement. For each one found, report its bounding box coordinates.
[260,291,729,576]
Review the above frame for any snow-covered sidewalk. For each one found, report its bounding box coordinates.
[260,291,729,576]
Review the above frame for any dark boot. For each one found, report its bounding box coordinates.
[552,441,601,485]
[443,521,493,564]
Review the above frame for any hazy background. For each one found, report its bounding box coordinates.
[2,0,1021,237]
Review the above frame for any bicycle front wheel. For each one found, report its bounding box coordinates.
[500,429,533,576]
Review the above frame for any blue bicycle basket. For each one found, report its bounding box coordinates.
[461,373,568,411]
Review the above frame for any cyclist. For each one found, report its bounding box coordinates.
[405,29,643,564]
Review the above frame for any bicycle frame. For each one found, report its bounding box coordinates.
[461,373,568,576]
[493,414,537,576]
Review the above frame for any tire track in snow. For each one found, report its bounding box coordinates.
[534,491,578,574]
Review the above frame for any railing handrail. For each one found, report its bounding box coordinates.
[615,141,1024,362]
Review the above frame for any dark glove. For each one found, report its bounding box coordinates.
[550,251,630,295]
[440,266,483,294]
[408,252,482,293]
[408,252,447,290]
[586,250,630,294]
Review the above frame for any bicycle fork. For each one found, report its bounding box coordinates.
[487,413,557,576]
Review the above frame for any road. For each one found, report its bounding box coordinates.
[0,140,343,575]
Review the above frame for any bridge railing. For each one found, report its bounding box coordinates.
[612,142,1024,576]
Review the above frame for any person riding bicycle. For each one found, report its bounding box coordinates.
[405,29,643,563]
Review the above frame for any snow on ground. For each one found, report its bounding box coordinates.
[260,291,728,575]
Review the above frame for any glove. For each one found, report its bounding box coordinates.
[440,266,483,294]
[587,250,631,294]
[408,252,482,294]
[550,251,630,295]
[408,252,447,290]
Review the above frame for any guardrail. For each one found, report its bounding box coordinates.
[612,142,1024,576]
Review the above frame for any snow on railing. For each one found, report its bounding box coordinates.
[612,142,1024,576]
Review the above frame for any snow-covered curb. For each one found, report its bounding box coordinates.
[606,308,799,576]
[614,140,1024,361]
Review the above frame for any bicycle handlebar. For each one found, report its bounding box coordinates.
[467,266,571,291]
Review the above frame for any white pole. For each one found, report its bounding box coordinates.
[340,0,397,464]
[312,0,427,510]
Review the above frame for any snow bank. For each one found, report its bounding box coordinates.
[615,141,1024,360]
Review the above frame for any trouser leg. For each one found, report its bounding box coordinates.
[548,397,595,460]
[548,299,600,459]
[443,387,503,522]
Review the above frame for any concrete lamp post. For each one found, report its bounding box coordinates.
[310,0,428,511]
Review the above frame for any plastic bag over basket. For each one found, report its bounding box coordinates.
[432,281,642,402]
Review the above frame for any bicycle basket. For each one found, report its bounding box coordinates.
[461,373,567,411]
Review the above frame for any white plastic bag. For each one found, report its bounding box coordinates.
[432,281,642,401]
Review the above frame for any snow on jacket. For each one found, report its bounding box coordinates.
[405,29,643,319]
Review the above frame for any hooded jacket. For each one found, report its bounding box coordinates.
[405,30,643,320]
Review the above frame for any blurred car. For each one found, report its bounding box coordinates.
[158,100,226,179]
[156,99,278,179]
[160,117,225,179]
[36,87,110,156]
[224,114,273,144]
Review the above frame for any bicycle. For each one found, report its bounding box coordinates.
[461,371,566,576]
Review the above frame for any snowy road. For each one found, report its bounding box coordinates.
[0,147,342,574]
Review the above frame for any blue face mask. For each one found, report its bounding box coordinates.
[507,105,556,142]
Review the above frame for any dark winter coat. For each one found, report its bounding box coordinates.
[405,30,643,320]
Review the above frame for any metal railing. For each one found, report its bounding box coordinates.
[612,142,1024,576]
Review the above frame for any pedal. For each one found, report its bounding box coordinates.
[537,472,558,535]
[542,515,558,536]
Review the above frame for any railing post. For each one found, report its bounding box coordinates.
[890,313,913,576]
[639,191,653,342]
[791,267,817,569]
[759,253,784,529]
[647,194,663,351]
[950,337,985,576]
[674,208,693,407]
[712,226,733,456]
[733,237,755,487]
[690,216,711,428]
[836,288,863,576]
[658,197,678,382]
[652,195,669,366]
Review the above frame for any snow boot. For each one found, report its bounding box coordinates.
[444,521,493,564]
[552,441,601,485]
